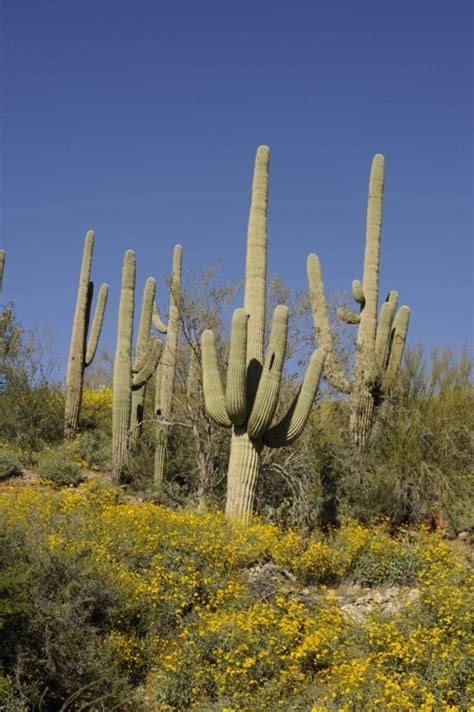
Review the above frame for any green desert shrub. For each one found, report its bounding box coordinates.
[37,447,85,487]
[0,448,22,480]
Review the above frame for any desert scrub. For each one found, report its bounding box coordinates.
[0,484,471,710]
[0,447,22,479]
[37,443,86,486]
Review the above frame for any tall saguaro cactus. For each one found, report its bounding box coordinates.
[202,146,325,523]
[64,231,108,438]
[154,244,182,490]
[308,154,410,449]
[112,250,161,481]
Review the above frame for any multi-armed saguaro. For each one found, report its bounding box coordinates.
[308,154,410,449]
[202,146,326,523]
[153,244,182,491]
[64,231,108,438]
[112,250,161,481]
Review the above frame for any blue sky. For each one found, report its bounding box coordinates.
[1,0,472,374]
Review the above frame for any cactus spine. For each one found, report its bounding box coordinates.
[202,146,325,523]
[308,155,410,449]
[112,250,161,481]
[64,231,108,438]
[154,244,182,491]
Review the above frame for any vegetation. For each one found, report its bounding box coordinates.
[0,484,471,710]
[0,149,472,708]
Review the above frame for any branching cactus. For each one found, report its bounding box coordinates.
[154,244,182,490]
[112,250,161,482]
[128,276,161,450]
[202,146,325,523]
[64,231,108,438]
[308,154,410,449]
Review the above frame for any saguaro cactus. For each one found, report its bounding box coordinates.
[308,154,410,449]
[128,277,160,450]
[154,244,182,490]
[64,231,108,438]
[112,250,161,481]
[202,146,325,523]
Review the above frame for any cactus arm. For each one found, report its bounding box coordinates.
[152,303,168,334]
[85,283,109,366]
[374,290,398,374]
[132,278,157,369]
[247,305,288,439]
[201,329,232,427]
[382,305,410,392]
[337,307,361,324]
[132,338,162,389]
[307,253,351,394]
[352,279,365,305]
[263,348,325,448]
[225,308,248,426]
[0,250,5,292]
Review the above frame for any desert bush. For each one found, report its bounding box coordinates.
[0,448,22,480]
[37,445,85,487]
[0,484,471,709]
[342,347,474,532]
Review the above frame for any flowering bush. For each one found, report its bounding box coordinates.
[0,483,471,710]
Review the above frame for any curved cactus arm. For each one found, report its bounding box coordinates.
[247,305,288,439]
[307,253,351,394]
[374,290,398,374]
[263,348,325,448]
[0,250,5,292]
[132,278,157,370]
[225,308,248,425]
[132,337,162,389]
[352,279,365,305]
[202,329,232,427]
[152,303,168,334]
[85,283,109,366]
[337,307,360,325]
[382,306,410,392]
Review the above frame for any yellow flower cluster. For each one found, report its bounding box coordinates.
[0,482,471,710]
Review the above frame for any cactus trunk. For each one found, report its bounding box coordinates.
[154,245,182,491]
[225,428,262,524]
[112,250,135,481]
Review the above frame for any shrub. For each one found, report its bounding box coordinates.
[37,447,85,487]
[0,448,22,479]
[0,485,472,710]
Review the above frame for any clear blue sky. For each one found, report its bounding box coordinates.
[1,0,472,374]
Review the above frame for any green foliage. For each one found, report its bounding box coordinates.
[343,347,474,532]
[0,448,23,480]
[37,446,85,487]
[1,485,472,710]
